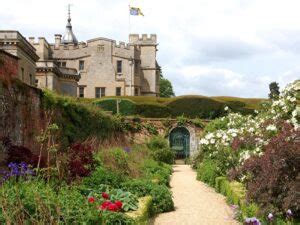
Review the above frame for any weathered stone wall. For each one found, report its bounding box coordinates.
[0,79,46,166]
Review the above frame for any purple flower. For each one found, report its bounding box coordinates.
[1,162,34,184]
[123,147,131,153]
[245,217,261,225]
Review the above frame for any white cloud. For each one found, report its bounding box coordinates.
[1,0,300,97]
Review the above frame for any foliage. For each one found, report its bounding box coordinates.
[147,136,174,164]
[197,159,222,186]
[143,123,159,135]
[125,196,153,224]
[234,123,300,216]
[159,74,175,98]
[141,159,172,185]
[136,102,171,118]
[203,116,229,133]
[94,98,136,115]
[214,177,259,220]
[1,137,45,168]
[102,211,136,225]
[82,166,126,189]
[0,179,100,224]
[122,179,174,214]
[167,96,226,119]
[41,90,120,148]
[0,162,34,183]
[269,81,280,99]
[147,136,169,150]
[196,80,300,222]
[109,189,139,212]
[95,147,130,176]
[68,143,95,178]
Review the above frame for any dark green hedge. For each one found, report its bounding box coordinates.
[89,96,255,119]
[166,97,225,119]
[94,99,136,116]
[136,103,171,118]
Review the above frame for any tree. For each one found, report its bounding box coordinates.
[159,67,175,98]
[269,82,280,99]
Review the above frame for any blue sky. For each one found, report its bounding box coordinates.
[1,0,300,97]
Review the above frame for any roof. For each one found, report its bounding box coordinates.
[62,6,78,44]
[0,49,19,60]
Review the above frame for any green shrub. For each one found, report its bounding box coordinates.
[122,179,174,214]
[94,98,136,115]
[141,159,172,185]
[143,123,159,135]
[214,177,261,221]
[197,159,221,186]
[147,136,169,150]
[102,211,136,225]
[191,117,205,128]
[82,167,126,189]
[204,117,229,133]
[151,148,174,165]
[136,103,171,118]
[0,179,100,224]
[147,136,174,164]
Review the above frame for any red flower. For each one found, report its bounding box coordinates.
[115,200,123,209]
[101,192,109,199]
[88,196,95,203]
[100,201,112,210]
[107,203,119,212]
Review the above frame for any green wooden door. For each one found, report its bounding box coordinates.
[169,127,190,159]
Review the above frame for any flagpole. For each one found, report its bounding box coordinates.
[129,5,131,39]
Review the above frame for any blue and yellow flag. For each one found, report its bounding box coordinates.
[129,6,144,16]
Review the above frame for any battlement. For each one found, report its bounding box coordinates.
[26,34,156,51]
[129,34,157,45]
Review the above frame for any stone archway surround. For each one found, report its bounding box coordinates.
[168,125,198,157]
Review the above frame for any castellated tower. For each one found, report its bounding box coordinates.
[19,7,160,98]
[129,34,159,96]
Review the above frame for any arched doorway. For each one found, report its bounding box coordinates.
[169,127,190,159]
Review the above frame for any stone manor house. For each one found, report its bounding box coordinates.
[0,10,159,97]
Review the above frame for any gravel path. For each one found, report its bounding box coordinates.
[153,165,239,225]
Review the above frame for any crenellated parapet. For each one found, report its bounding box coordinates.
[129,34,157,45]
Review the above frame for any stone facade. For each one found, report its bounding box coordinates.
[29,37,80,97]
[31,34,159,98]
[0,31,39,86]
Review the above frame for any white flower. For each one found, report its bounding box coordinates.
[292,110,298,117]
[210,139,216,144]
[224,106,229,111]
[249,127,255,133]
[266,124,277,131]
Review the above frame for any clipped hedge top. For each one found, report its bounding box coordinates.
[66,94,265,118]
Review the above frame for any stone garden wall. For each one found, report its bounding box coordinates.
[0,79,46,166]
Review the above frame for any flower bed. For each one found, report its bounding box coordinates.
[195,80,300,224]
[0,137,174,224]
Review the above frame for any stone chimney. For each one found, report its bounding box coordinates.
[54,34,62,48]
[28,37,35,45]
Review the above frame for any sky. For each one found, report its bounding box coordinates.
[1,0,300,98]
